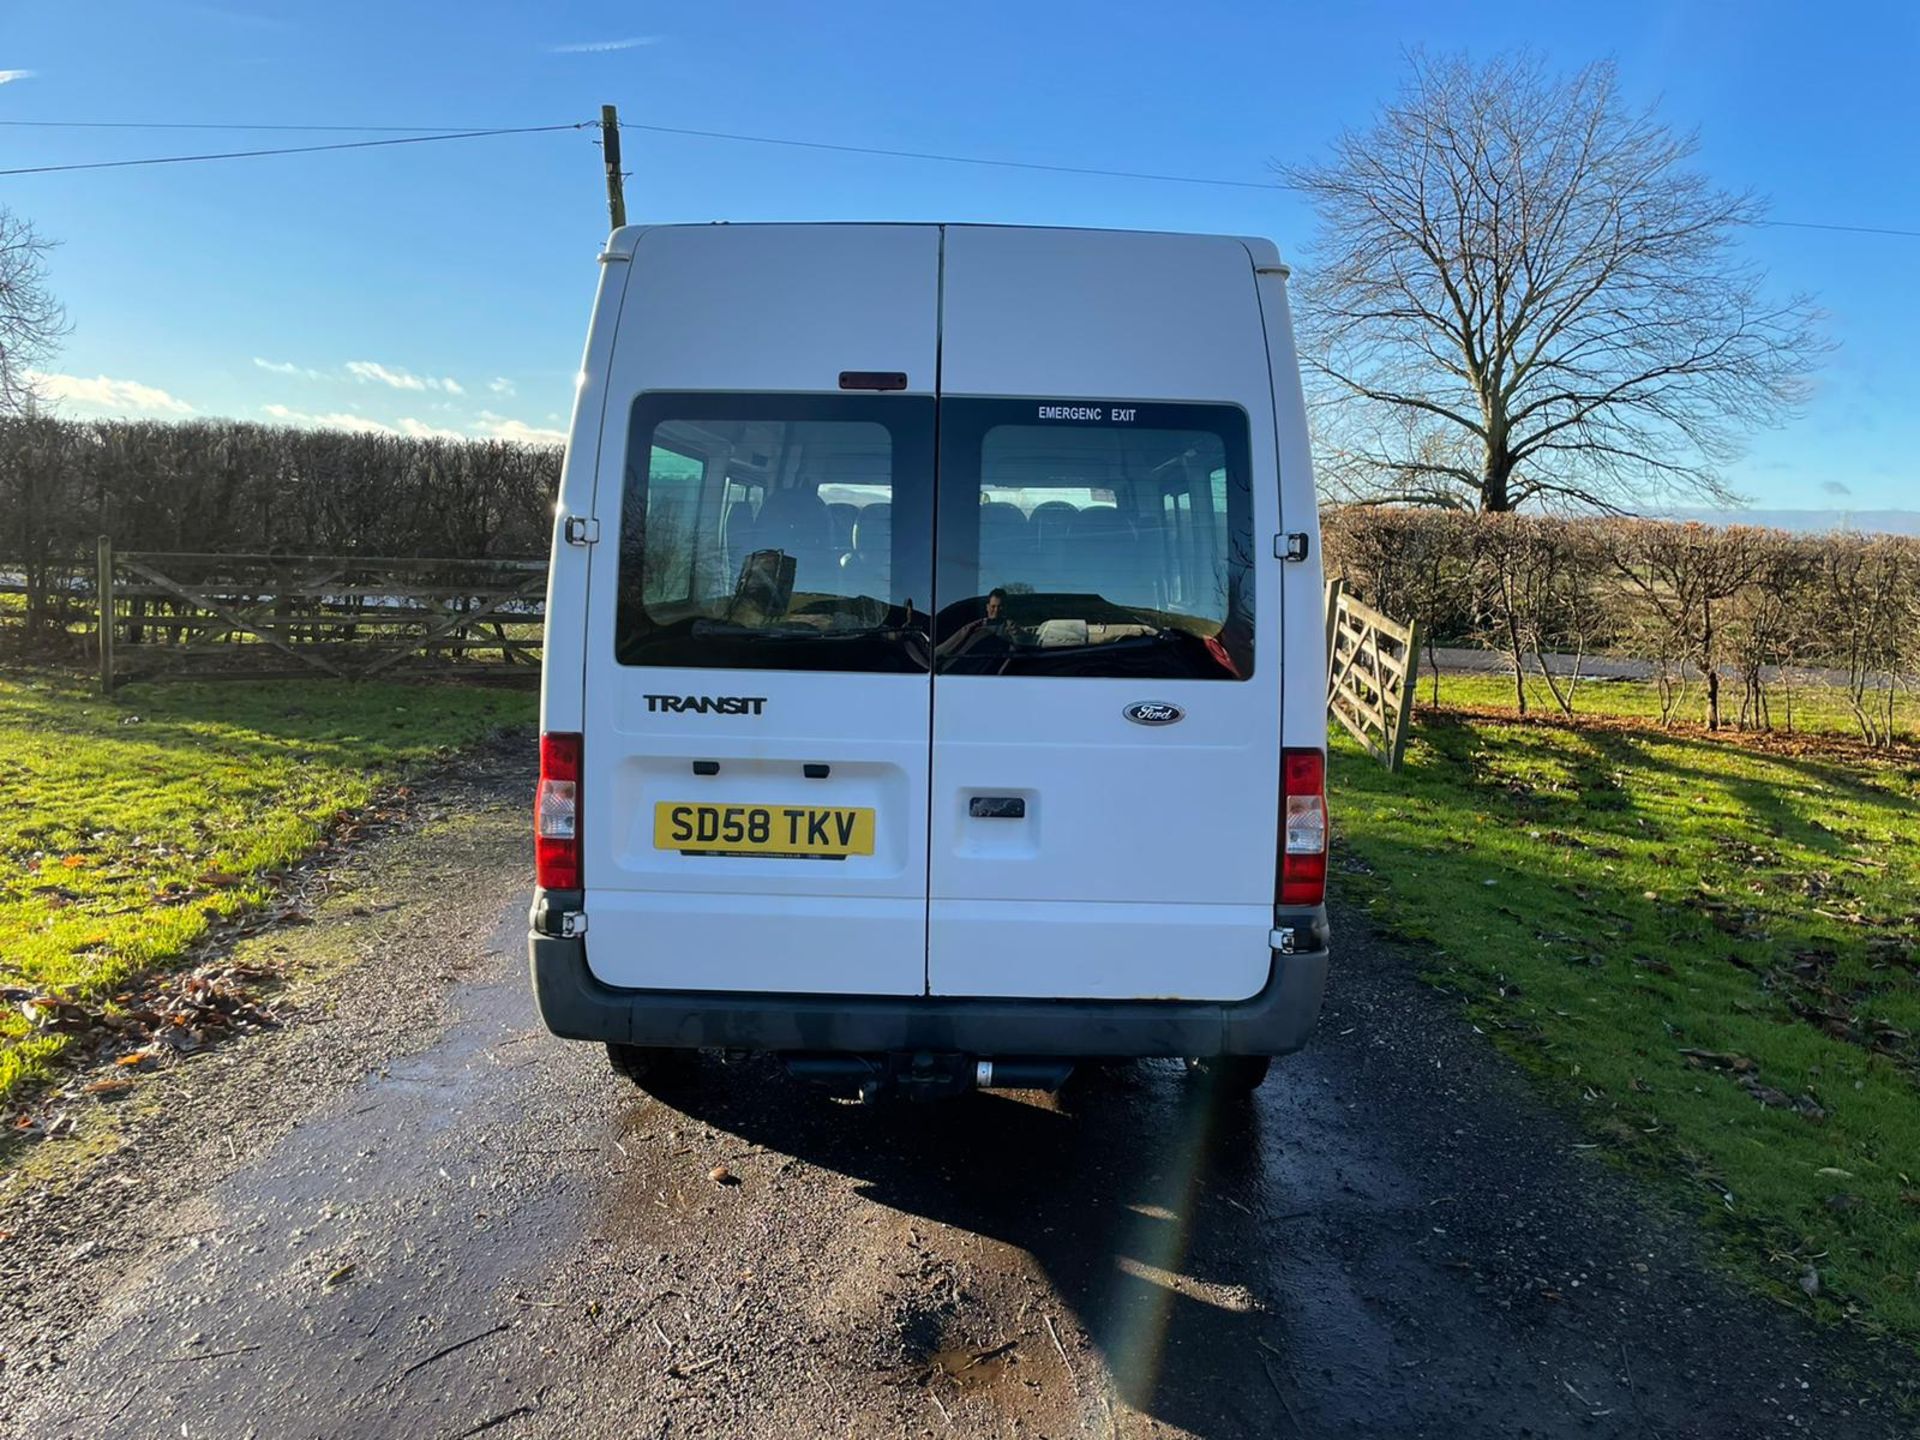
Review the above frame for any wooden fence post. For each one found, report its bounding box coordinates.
[1388,618,1422,772]
[97,534,115,694]
[1323,576,1344,690]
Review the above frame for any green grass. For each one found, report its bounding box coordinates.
[1332,699,1920,1344]
[1426,668,1898,743]
[0,673,534,1104]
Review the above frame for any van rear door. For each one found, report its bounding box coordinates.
[580,225,939,997]
[926,228,1283,1001]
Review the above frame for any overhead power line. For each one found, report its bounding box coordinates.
[612,121,1920,238]
[1753,217,1920,240]
[3,113,1916,240]
[0,120,497,134]
[617,119,1292,192]
[0,122,590,177]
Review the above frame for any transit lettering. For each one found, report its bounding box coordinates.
[642,694,767,715]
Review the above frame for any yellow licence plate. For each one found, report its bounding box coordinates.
[653,802,876,858]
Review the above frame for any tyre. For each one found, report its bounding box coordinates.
[605,1042,692,1089]
[1185,1054,1272,1093]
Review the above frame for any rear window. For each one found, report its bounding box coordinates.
[616,393,935,672]
[933,401,1255,679]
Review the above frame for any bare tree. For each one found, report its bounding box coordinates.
[1283,52,1824,512]
[0,209,65,415]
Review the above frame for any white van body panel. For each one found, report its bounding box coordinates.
[927,229,1280,1000]
[539,243,636,739]
[1254,263,1333,754]
[586,224,940,406]
[549,222,1325,1016]
[939,228,1270,403]
[578,224,941,996]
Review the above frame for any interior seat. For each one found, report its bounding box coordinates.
[752,487,839,593]
[978,501,1032,593]
[840,501,893,596]
[1061,505,1144,606]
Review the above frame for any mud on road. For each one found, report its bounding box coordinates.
[1,749,1908,1438]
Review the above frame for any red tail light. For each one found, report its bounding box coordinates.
[1279,747,1327,907]
[536,732,581,890]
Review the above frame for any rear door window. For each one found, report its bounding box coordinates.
[933,400,1254,678]
[617,393,935,672]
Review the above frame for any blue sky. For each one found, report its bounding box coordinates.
[1,1,1916,509]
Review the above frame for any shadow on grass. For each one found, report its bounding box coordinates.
[1332,705,1920,1344]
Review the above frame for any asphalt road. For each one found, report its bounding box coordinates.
[2,753,1906,1438]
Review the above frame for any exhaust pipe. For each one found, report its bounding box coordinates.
[974,1058,1076,1092]
[780,1053,1076,1099]
[782,1055,880,1085]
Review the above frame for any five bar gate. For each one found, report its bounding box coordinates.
[96,540,546,692]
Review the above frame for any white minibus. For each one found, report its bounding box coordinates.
[531,223,1329,1097]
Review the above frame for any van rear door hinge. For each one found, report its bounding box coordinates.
[1275,532,1310,561]
[564,516,600,546]
[560,910,589,938]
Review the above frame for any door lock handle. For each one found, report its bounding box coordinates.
[968,796,1026,820]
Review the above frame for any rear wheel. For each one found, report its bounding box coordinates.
[605,1043,692,1090]
[1185,1055,1272,1093]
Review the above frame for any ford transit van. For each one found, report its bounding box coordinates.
[530,223,1329,1097]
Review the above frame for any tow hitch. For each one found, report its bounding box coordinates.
[780,1052,1075,1101]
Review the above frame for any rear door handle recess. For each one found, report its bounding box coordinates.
[968,797,1026,819]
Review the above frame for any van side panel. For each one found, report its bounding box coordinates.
[1252,263,1330,755]
[927,228,1282,1001]
[539,233,640,740]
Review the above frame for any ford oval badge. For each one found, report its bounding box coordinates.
[1124,701,1184,727]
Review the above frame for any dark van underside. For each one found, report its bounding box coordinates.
[528,904,1328,1059]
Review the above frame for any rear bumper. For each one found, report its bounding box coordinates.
[527,907,1329,1058]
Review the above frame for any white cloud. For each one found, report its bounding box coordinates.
[398,416,466,441]
[547,36,659,53]
[345,360,463,394]
[31,370,194,416]
[0,71,36,85]
[488,377,516,397]
[474,410,567,446]
[262,403,397,436]
[252,356,324,379]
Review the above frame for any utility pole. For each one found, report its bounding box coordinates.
[600,104,627,231]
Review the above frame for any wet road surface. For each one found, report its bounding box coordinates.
[3,764,1905,1438]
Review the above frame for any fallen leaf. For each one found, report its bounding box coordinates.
[324,1263,356,1288]
[1678,1048,1756,1073]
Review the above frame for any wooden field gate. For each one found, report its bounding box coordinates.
[96,540,546,691]
[1325,578,1421,771]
